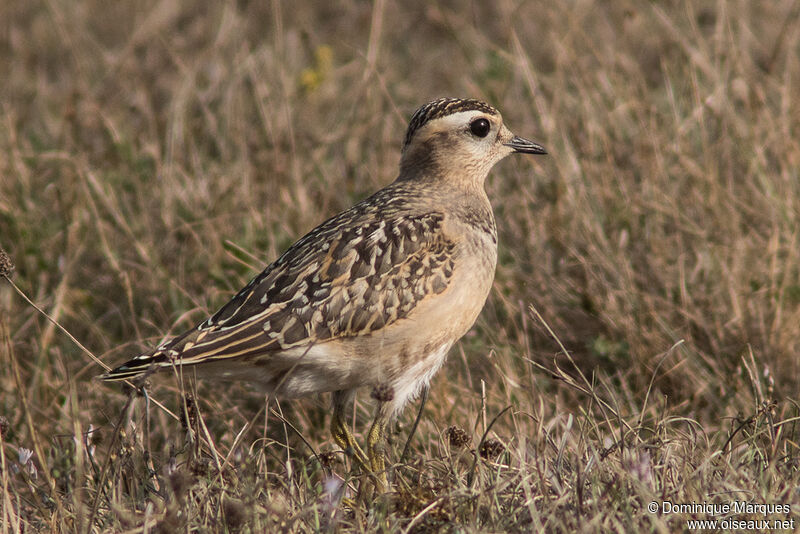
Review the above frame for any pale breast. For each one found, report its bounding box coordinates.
[219,199,499,413]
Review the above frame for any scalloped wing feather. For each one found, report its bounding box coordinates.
[101,190,456,381]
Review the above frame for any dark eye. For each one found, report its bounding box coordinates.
[469,118,491,138]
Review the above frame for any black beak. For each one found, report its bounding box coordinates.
[504,136,547,155]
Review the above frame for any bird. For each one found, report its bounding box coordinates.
[101,97,546,490]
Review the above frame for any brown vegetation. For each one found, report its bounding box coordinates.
[1,1,799,531]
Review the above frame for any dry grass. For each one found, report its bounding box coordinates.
[2,1,800,532]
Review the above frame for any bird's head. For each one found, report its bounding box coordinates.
[399,98,546,186]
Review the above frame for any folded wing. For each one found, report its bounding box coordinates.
[101,198,455,381]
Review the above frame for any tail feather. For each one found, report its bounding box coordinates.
[101,319,282,382]
[100,352,171,381]
[100,326,203,381]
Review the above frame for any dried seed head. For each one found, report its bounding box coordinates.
[180,394,197,431]
[445,425,470,449]
[0,249,14,278]
[119,428,134,459]
[371,383,395,403]
[318,451,338,470]
[0,415,9,438]
[479,438,505,461]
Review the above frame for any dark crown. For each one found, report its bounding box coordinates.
[403,98,499,149]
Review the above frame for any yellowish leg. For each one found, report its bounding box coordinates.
[331,404,370,471]
[330,390,392,497]
[366,405,390,492]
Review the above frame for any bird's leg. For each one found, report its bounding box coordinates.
[366,403,390,492]
[366,383,395,492]
[331,397,370,471]
[330,389,392,496]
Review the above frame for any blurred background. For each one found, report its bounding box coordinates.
[1,1,798,531]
